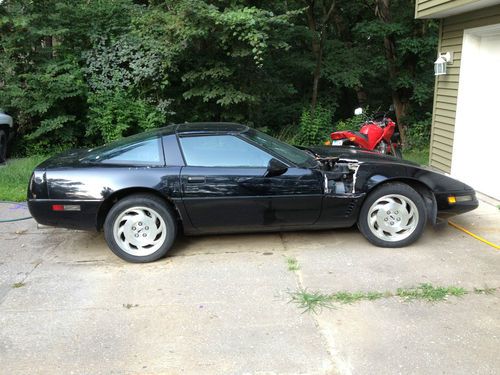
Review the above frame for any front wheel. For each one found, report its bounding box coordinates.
[357,183,427,247]
[104,194,177,262]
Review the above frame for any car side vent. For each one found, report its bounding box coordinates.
[345,200,356,217]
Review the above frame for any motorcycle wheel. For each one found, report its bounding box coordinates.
[376,141,388,154]
[391,145,402,159]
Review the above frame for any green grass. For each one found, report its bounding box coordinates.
[12,282,26,288]
[289,289,335,313]
[0,156,47,202]
[286,257,300,271]
[403,148,429,165]
[290,289,386,313]
[289,283,488,313]
[396,283,467,302]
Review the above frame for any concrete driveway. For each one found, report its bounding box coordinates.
[0,201,499,375]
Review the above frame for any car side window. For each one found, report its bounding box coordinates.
[87,137,163,166]
[179,135,273,167]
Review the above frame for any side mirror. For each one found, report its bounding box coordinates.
[388,104,395,112]
[265,158,288,177]
[354,107,363,116]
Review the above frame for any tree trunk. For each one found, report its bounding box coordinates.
[311,59,321,111]
[305,1,321,113]
[391,94,408,144]
[332,10,368,108]
[375,0,408,145]
[355,87,368,107]
[305,0,336,113]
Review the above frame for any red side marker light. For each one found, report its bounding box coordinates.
[51,204,81,211]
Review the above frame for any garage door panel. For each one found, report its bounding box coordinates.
[451,27,500,200]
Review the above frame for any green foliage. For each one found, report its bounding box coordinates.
[87,91,165,143]
[396,283,467,302]
[403,148,429,166]
[289,283,487,314]
[0,0,137,153]
[0,0,438,154]
[0,156,47,201]
[83,33,170,142]
[286,257,300,271]
[405,117,432,150]
[334,114,364,132]
[296,105,333,145]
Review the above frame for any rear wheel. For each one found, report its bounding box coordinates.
[391,145,402,159]
[376,141,389,154]
[0,130,7,163]
[357,183,427,247]
[104,194,177,262]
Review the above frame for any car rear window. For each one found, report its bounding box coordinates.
[81,136,164,166]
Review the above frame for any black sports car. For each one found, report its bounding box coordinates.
[28,123,478,262]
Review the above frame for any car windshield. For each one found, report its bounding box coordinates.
[243,128,318,168]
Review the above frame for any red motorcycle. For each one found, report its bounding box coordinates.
[330,107,402,158]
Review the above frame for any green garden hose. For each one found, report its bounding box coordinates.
[0,201,33,223]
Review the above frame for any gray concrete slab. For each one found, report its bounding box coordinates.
[314,295,500,375]
[284,226,500,293]
[0,199,499,374]
[0,240,334,374]
[451,200,500,245]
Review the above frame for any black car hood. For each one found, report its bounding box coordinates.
[304,145,476,193]
[304,145,420,166]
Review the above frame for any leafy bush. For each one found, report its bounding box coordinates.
[334,114,364,132]
[87,91,166,143]
[406,118,431,150]
[273,123,299,144]
[84,34,170,143]
[295,105,333,146]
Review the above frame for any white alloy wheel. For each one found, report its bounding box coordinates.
[357,183,427,248]
[367,194,419,242]
[104,194,177,262]
[113,206,167,256]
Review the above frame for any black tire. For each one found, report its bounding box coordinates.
[357,183,427,248]
[0,130,7,164]
[104,194,177,263]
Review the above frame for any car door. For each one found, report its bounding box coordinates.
[178,134,323,232]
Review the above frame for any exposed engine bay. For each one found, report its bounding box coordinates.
[316,156,360,195]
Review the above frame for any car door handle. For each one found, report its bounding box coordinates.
[187,176,206,183]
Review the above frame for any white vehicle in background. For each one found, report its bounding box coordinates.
[0,111,13,163]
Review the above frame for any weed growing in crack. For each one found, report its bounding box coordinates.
[12,282,25,288]
[123,303,139,309]
[286,257,300,271]
[473,285,497,295]
[289,289,335,313]
[289,283,492,313]
[289,289,386,313]
[396,283,467,302]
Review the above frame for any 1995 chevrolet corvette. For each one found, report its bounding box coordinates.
[28,123,478,262]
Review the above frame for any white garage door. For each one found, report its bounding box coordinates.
[451,24,500,200]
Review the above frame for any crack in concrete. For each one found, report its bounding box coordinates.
[279,232,343,375]
[0,260,43,306]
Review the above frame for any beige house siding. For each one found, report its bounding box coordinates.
[429,4,500,172]
[416,0,479,18]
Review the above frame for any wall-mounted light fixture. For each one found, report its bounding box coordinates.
[434,52,453,76]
